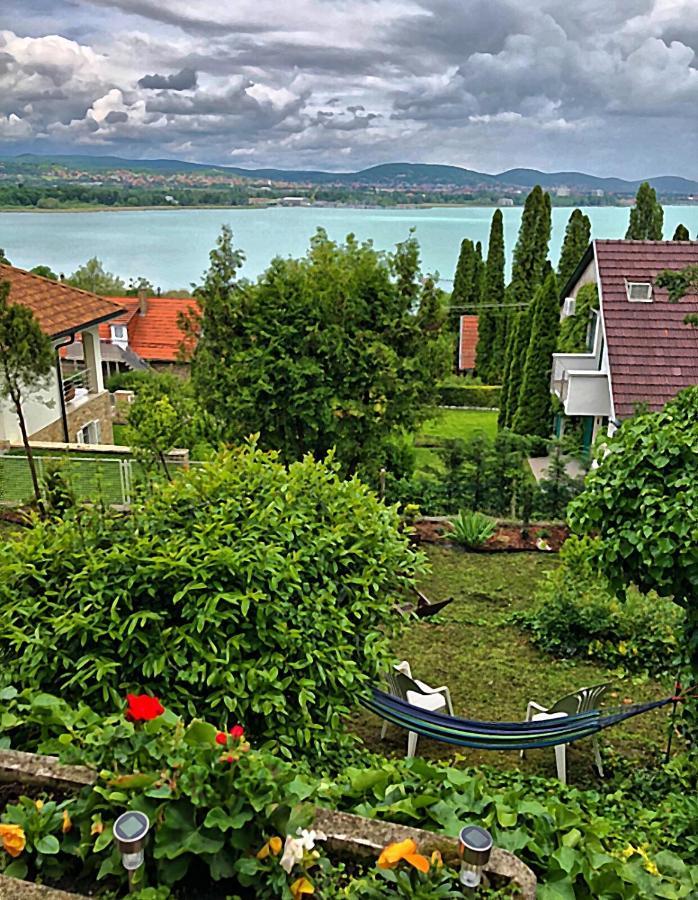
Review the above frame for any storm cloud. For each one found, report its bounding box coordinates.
[0,0,697,177]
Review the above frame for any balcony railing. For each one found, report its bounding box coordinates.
[62,369,91,402]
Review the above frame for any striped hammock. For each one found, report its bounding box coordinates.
[363,688,676,752]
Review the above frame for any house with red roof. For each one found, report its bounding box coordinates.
[552,240,698,450]
[458,314,479,373]
[63,291,199,378]
[0,264,123,445]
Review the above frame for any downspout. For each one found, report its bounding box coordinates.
[53,334,76,443]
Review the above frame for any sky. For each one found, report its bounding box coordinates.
[1,0,698,177]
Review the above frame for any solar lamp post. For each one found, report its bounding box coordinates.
[113,810,150,890]
[458,824,493,892]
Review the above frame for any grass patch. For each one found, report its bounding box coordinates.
[355,546,672,785]
[112,423,129,445]
[418,408,498,445]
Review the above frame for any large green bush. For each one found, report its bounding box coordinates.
[515,536,684,676]
[0,445,423,758]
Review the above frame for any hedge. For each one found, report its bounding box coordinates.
[437,383,501,408]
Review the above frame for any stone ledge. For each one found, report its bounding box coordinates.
[0,876,84,899]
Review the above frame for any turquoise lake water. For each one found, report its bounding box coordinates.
[2,205,697,290]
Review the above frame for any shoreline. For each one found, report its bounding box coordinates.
[0,201,687,214]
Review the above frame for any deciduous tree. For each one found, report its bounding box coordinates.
[67,258,125,295]
[190,227,450,474]
[558,283,599,352]
[0,279,54,511]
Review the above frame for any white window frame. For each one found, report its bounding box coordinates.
[625,281,653,302]
[76,420,101,445]
[111,324,128,342]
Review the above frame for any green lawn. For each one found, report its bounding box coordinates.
[418,408,498,445]
[112,423,129,445]
[355,547,671,785]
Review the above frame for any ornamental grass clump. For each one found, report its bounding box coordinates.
[449,510,497,549]
[0,444,425,760]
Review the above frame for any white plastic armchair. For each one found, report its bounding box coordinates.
[381,660,454,758]
[520,683,610,784]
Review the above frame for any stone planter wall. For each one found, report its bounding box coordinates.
[0,751,536,899]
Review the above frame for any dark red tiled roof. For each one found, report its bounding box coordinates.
[99,296,199,362]
[0,264,124,338]
[595,240,698,419]
[458,315,479,370]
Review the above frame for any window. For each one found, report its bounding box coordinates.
[76,420,101,445]
[111,325,127,343]
[626,281,653,302]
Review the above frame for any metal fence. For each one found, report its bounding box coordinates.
[0,454,196,507]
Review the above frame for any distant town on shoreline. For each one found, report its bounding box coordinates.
[2,153,698,212]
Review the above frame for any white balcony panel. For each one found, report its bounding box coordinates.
[563,371,611,417]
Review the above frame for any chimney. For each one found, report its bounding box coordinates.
[138,287,148,316]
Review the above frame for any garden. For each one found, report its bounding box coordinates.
[0,220,696,898]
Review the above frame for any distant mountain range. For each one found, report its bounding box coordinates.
[4,154,698,195]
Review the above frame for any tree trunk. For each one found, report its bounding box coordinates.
[9,385,45,517]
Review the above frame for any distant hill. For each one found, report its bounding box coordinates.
[2,153,697,195]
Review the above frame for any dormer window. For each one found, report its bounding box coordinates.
[111,324,127,344]
[626,281,653,302]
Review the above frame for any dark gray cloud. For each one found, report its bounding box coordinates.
[138,67,197,90]
[0,0,697,177]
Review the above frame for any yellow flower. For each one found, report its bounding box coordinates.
[644,859,660,877]
[621,844,636,860]
[91,817,104,836]
[35,800,44,812]
[62,810,72,834]
[290,876,314,899]
[430,850,443,869]
[256,836,283,859]
[0,824,26,858]
[377,838,430,874]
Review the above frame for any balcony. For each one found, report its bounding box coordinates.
[551,354,611,417]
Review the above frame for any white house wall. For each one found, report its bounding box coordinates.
[0,369,61,443]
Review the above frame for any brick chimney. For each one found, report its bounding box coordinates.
[138,287,148,316]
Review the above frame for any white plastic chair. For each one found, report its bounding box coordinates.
[381,661,454,758]
[520,683,610,784]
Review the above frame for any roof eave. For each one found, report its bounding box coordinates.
[559,242,595,301]
[50,307,126,341]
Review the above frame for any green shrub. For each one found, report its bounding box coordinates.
[334,756,698,898]
[105,369,162,393]
[515,536,684,676]
[449,510,497,548]
[437,383,501,408]
[0,445,424,759]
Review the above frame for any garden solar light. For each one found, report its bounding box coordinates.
[458,825,493,890]
[114,810,150,874]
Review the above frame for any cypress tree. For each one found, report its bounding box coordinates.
[451,238,482,310]
[625,182,663,240]
[498,311,519,428]
[673,223,690,241]
[558,209,591,289]
[512,272,560,438]
[476,210,505,382]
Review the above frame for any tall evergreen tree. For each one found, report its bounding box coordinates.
[451,238,482,310]
[501,186,552,425]
[557,209,591,289]
[512,272,560,438]
[673,223,690,241]
[625,182,663,240]
[476,210,505,382]
[498,311,518,428]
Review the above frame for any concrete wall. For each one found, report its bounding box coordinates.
[0,370,62,443]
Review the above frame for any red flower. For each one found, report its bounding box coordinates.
[125,694,165,722]
[230,725,245,740]
[215,732,227,746]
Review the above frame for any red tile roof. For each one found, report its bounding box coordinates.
[0,264,124,338]
[101,296,200,363]
[594,240,698,419]
[458,315,479,370]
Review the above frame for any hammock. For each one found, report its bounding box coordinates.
[364,688,679,752]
